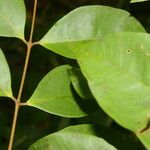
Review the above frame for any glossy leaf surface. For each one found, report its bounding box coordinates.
[39,5,145,59]
[77,32,150,149]
[28,65,90,118]
[29,125,117,150]
[0,49,12,97]
[0,0,26,39]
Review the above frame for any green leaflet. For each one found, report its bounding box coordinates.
[0,49,12,98]
[57,125,139,150]
[29,125,117,150]
[131,0,149,2]
[28,65,97,118]
[0,0,26,40]
[39,5,145,59]
[70,68,93,100]
[77,32,150,149]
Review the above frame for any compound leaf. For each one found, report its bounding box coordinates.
[0,0,26,40]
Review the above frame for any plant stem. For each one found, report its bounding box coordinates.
[8,0,38,150]
[18,0,38,102]
[8,102,19,150]
[17,43,32,103]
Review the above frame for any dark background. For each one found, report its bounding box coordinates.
[0,0,150,149]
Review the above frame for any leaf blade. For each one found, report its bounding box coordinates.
[28,65,93,118]
[77,32,150,148]
[29,125,117,150]
[0,49,12,97]
[131,0,148,3]
[0,0,26,39]
[39,5,145,59]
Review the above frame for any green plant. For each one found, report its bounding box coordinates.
[0,0,150,149]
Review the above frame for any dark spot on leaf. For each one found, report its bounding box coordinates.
[137,121,140,124]
[126,49,132,53]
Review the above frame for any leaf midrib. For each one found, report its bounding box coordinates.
[40,37,100,45]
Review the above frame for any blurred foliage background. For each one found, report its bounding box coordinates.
[0,0,150,149]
